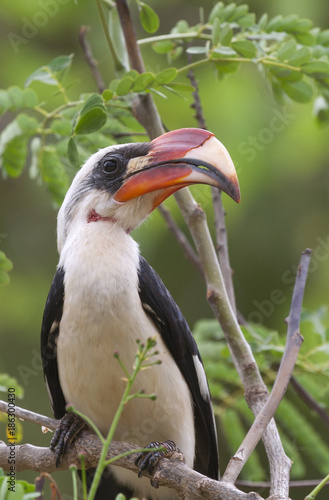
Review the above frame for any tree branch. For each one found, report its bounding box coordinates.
[290,375,329,428]
[113,2,297,497]
[0,402,262,500]
[78,26,105,93]
[222,249,311,490]
[157,204,203,277]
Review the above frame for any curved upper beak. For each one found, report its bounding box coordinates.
[114,128,240,208]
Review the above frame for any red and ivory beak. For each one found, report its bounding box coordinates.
[114,128,240,209]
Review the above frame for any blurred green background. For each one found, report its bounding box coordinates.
[1,0,329,498]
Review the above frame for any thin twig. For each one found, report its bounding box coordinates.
[78,26,105,93]
[290,376,329,428]
[222,249,311,486]
[157,205,203,277]
[236,479,329,490]
[0,400,58,430]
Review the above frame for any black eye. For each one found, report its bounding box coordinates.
[103,158,118,174]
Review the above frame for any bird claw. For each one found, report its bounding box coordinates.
[135,440,179,478]
[50,412,86,466]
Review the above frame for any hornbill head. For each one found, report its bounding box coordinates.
[58,128,240,250]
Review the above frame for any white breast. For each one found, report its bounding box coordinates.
[57,221,195,499]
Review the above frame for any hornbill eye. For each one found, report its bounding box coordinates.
[103,158,119,175]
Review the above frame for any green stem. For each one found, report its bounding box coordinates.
[96,0,126,72]
[305,473,329,499]
[87,348,148,500]
[138,31,211,45]
[70,466,78,500]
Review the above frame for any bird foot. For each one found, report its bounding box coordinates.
[50,412,86,466]
[135,440,179,479]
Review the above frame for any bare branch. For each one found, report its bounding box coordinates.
[0,400,58,431]
[78,26,105,93]
[222,249,311,488]
[290,375,329,428]
[0,428,262,500]
[114,2,293,496]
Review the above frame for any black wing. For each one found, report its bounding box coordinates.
[40,266,66,419]
[137,256,219,480]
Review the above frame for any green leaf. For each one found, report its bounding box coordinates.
[74,107,107,135]
[133,72,156,92]
[155,68,178,85]
[25,67,58,87]
[186,46,208,55]
[282,80,313,103]
[230,4,249,22]
[288,46,312,66]
[0,115,38,177]
[102,89,114,102]
[67,137,80,168]
[115,76,134,96]
[152,40,175,54]
[219,23,233,45]
[258,13,268,30]
[212,17,221,46]
[277,14,299,33]
[296,32,317,46]
[208,2,224,23]
[215,61,240,74]
[231,40,257,58]
[277,39,297,61]
[237,13,255,28]
[302,60,329,78]
[266,15,283,33]
[293,18,314,34]
[81,93,104,114]
[318,29,329,46]
[25,54,73,87]
[213,46,237,57]
[48,54,74,72]
[221,3,236,22]
[139,3,159,34]
[41,147,69,205]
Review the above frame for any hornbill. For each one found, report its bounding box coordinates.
[41,128,240,500]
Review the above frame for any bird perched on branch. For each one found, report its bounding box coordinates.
[41,128,240,499]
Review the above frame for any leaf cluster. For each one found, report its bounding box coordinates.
[193,306,329,480]
[147,2,329,120]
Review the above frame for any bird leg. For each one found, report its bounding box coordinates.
[135,440,179,480]
[50,412,86,466]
